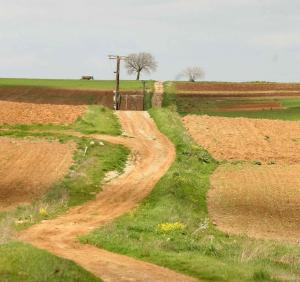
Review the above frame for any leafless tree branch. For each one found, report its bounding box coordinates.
[181,66,205,82]
[125,52,157,80]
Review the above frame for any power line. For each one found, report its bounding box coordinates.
[108,55,127,110]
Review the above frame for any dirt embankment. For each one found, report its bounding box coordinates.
[0,87,145,124]
[18,112,196,282]
[0,86,144,110]
[184,115,300,243]
[0,138,75,211]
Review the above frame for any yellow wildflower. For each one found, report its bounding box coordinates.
[158,222,186,233]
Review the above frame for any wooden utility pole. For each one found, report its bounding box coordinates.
[108,55,127,110]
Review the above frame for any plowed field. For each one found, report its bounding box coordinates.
[183,115,300,164]
[184,115,300,242]
[0,138,75,211]
[0,101,87,125]
[209,164,300,242]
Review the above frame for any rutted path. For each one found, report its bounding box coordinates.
[18,111,198,282]
[152,81,164,108]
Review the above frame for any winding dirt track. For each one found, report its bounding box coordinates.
[18,111,197,282]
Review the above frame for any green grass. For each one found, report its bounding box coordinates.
[0,78,145,90]
[73,105,121,135]
[0,242,100,282]
[80,108,300,281]
[162,81,176,108]
[204,107,300,120]
[142,82,155,110]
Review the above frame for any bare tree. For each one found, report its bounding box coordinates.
[181,66,205,82]
[125,52,157,80]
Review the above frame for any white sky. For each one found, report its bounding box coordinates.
[0,0,300,81]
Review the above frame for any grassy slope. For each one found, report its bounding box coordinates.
[0,78,144,90]
[73,105,121,135]
[81,108,300,282]
[0,242,100,282]
[0,106,128,281]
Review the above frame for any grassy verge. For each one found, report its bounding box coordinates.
[143,81,155,110]
[0,78,144,90]
[0,242,100,282]
[73,105,121,135]
[162,81,176,108]
[81,108,300,281]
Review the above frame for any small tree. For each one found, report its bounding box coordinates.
[125,52,157,80]
[181,66,205,82]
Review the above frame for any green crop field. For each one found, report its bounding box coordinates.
[0,78,147,90]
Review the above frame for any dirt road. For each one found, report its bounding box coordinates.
[18,111,197,282]
[152,81,164,108]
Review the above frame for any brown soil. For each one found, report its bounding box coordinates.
[218,102,284,111]
[183,115,300,164]
[0,138,75,211]
[176,82,300,92]
[18,112,196,282]
[184,115,300,243]
[177,92,300,98]
[0,86,144,110]
[0,101,87,125]
[209,164,300,243]
[152,81,164,108]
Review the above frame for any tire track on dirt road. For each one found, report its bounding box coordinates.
[18,111,198,282]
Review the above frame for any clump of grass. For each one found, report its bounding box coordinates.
[73,105,121,135]
[0,242,100,282]
[157,222,186,233]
